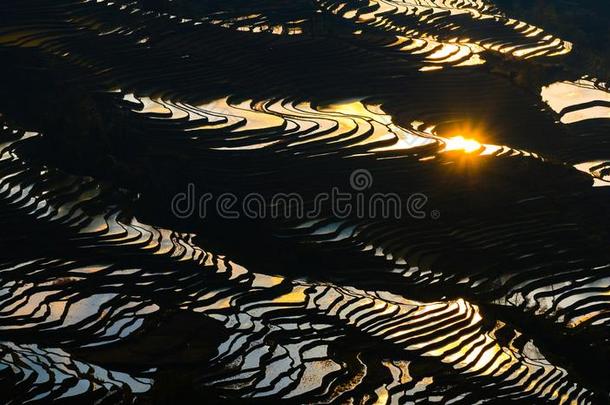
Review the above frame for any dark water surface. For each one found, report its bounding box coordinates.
[1,0,610,403]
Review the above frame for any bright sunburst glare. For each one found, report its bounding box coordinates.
[443,135,481,153]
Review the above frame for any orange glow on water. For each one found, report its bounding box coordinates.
[443,135,481,153]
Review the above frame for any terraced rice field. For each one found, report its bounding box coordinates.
[1,0,610,403]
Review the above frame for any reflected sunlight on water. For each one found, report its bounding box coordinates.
[542,79,610,124]
[442,135,482,153]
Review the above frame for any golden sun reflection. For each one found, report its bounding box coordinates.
[442,135,481,153]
